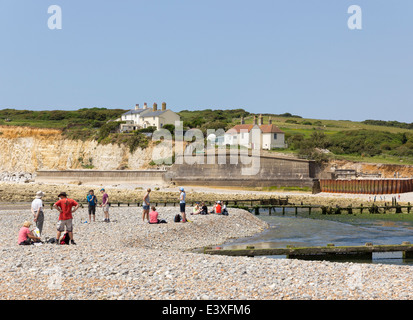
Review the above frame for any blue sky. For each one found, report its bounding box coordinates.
[0,0,412,122]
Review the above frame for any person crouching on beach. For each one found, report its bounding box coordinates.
[149,206,167,224]
[142,188,151,222]
[215,201,222,215]
[209,201,217,214]
[53,192,79,245]
[18,221,41,245]
[200,202,208,215]
[191,203,201,215]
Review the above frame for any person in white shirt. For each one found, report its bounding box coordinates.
[179,187,187,223]
[31,191,44,235]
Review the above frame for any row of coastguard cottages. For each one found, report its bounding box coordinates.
[119,102,180,132]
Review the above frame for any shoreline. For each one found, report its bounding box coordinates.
[1,182,412,208]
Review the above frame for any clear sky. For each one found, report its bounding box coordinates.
[0,0,412,122]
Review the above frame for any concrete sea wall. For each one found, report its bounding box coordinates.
[35,153,318,189]
[165,153,317,188]
[35,170,166,185]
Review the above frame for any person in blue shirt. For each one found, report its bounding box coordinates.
[86,190,98,222]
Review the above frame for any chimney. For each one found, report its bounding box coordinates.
[135,104,139,110]
[253,116,257,125]
[241,116,245,125]
[153,103,158,111]
[162,102,166,111]
[259,114,263,126]
[144,103,148,109]
[269,116,272,125]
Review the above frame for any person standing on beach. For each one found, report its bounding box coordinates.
[179,187,187,223]
[100,188,110,222]
[86,190,97,222]
[53,192,79,245]
[142,188,151,222]
[31,191,44,235]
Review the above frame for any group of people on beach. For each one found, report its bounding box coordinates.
[18,188,109,246]
[191,200,228,216]
[368,194,401,202]
[18,186,229,246]
[140,187,188,224]
[141,187,228,224]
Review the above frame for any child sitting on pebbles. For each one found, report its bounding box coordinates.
[149,206,167,224]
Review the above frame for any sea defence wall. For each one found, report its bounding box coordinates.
[35,170,166,185]
[165,153,317,189]
[319,179,413,194]
[35,154,318,189]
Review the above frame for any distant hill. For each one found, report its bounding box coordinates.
[177,109,413,165]
[0,107,412,165]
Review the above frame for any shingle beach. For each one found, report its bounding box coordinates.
[1,205,413,300]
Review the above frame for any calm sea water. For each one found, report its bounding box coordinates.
[221,209,413,265]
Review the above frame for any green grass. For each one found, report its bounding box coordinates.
[240,115,412,136]
[1,108,412,165]
[329,153,413,165]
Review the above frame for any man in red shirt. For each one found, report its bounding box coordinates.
[53,192,79,245]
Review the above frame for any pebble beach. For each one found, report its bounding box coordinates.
[2,204,413,300]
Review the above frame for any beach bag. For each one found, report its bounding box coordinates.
[46,237,56,244]
[174,214,182,223]
[60,232,70,245]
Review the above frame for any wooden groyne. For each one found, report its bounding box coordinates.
[204,242,413,261]
[320,179,413,194]
[44,197,290,209]
[231,203,412,215]
[43,200,413,216]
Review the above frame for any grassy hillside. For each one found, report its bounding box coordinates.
[0,108,412,165]
[178,111,413,165]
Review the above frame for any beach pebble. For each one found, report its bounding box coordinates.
[1,205,413,300]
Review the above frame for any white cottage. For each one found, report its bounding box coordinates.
[224,124,261,149]
[120,102,180,132]
[225,115,286,150]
